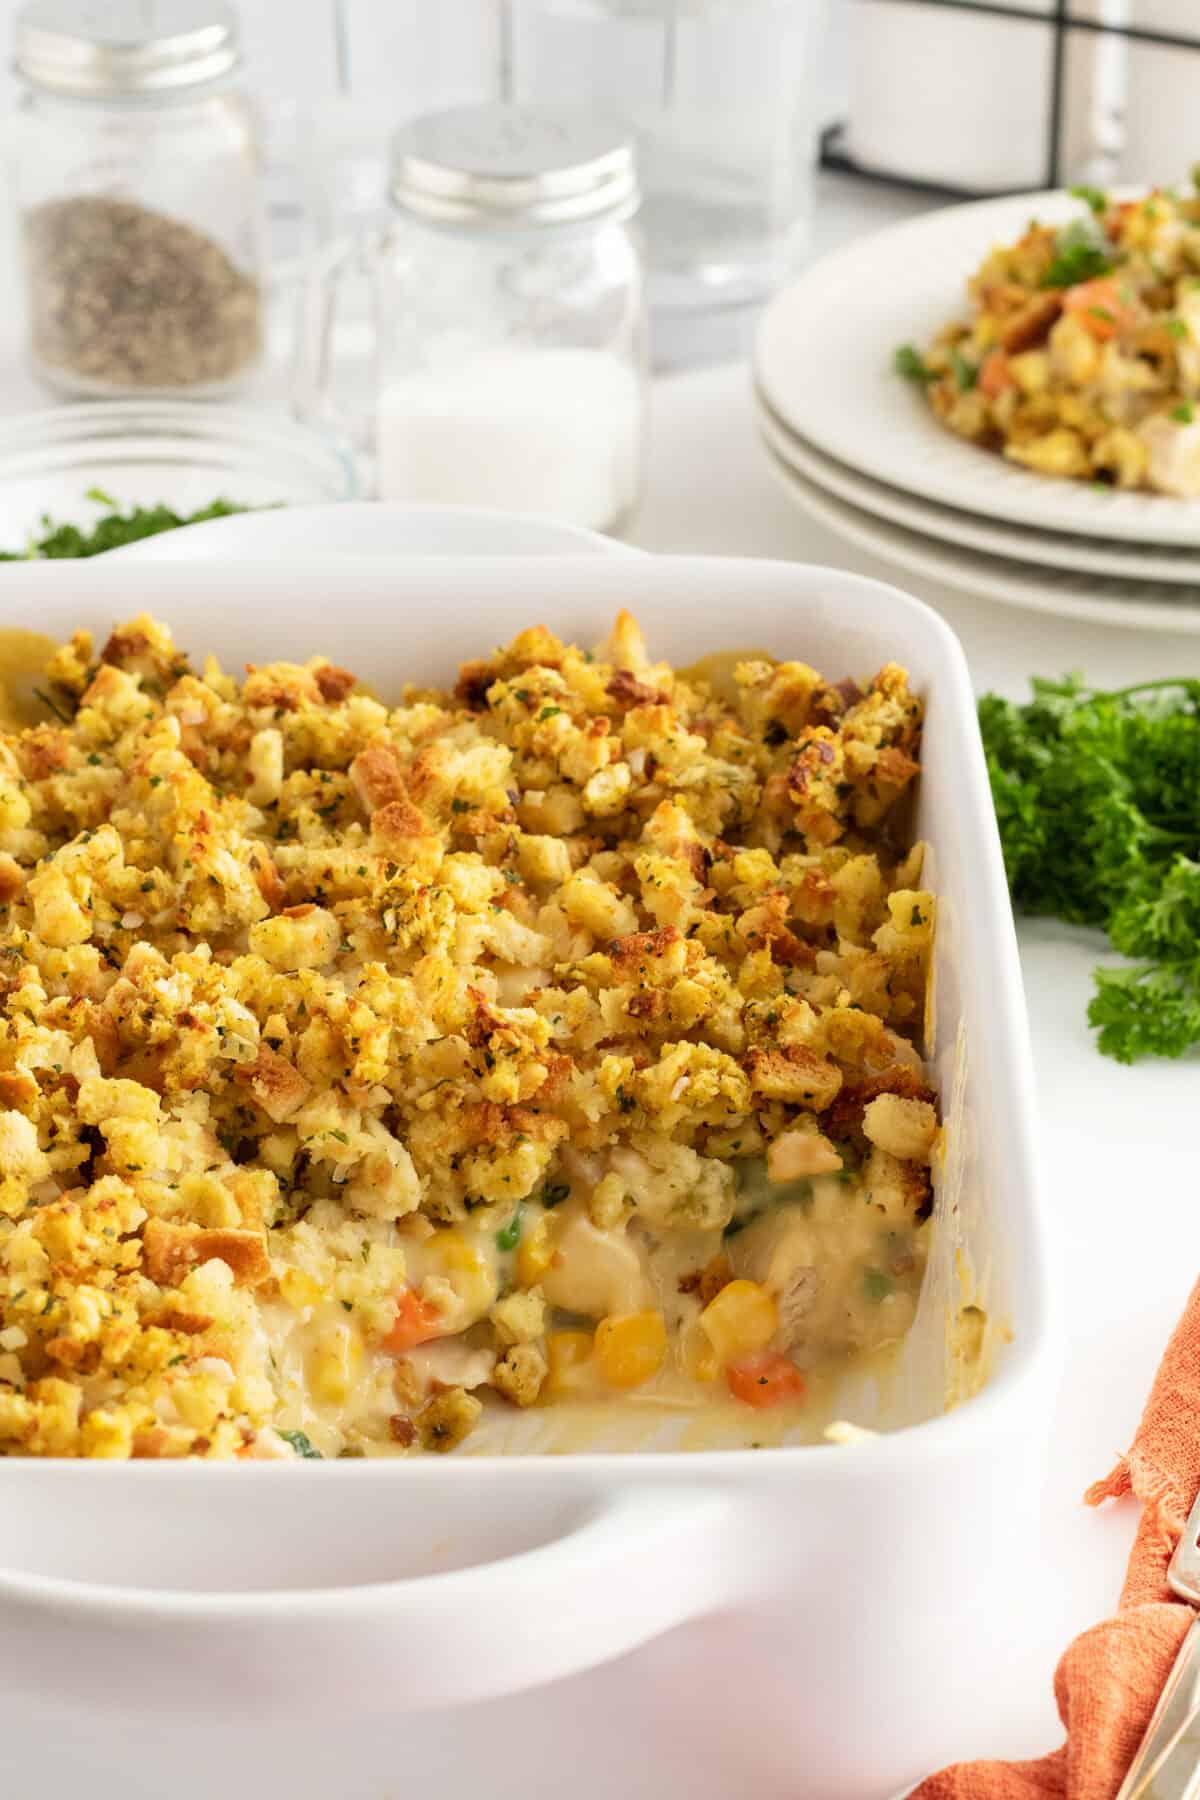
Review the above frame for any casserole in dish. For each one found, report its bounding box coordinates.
[0,555,1052,1796]
[0,592,934,1457]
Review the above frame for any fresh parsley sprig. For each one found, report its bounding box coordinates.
[1040,216,1116,290]
[1069,183,1109,217]
[979,676,1200,1062]
[0,491,246,561]
[894,344,936,385]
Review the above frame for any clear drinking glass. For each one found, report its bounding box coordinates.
[507,0,824,310]
[303,1,507,251]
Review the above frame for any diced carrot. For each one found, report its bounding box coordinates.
[382,1287,443,1354]
[978,349,1013,398]
[1063,277,1136,341]
[726,1351,807,1410]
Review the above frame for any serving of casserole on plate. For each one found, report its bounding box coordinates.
[755,189,1200,548]
[899,184,1200,496]
[0,582,936,1461]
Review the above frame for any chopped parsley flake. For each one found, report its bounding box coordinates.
[893,344,935,385]
[278,1429,323,1459]
[1069,183,1108,216]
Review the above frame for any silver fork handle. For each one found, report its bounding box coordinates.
[1116,1611,1200,1799]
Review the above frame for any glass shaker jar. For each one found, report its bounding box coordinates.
[12,0,265,397]
[294,104,647,535]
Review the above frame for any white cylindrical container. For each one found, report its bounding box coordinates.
[10,0,265,398]
[845,0,1121,193]
[295,104,648,535]
[1118,1,1200,186]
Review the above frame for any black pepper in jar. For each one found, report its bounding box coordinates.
[23,194,262,392]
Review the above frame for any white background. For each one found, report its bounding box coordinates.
[0,1,853,132]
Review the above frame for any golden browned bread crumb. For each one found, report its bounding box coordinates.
[0,609,931,1459]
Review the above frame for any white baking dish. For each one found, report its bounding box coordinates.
[0,555,1052,1796]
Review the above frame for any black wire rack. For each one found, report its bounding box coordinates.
[821,0,1200,198]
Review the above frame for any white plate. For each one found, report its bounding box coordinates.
[755,390,1200,586]
[105,501,636,562]
[754,189,1200,548]
[759,429,1200,634]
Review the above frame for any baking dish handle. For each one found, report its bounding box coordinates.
[0,1488,741,1714]
[359,1486,742,1705]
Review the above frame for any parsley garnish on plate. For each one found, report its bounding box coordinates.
[950,349,978,392]
[894,344,936,385]
[1040,217,1115,290]
[1069,183,1109,217]
[979,677,1200,1062]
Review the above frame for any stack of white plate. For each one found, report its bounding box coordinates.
[753,191,1200,634]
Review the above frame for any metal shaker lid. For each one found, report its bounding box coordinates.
[390,104,639,228]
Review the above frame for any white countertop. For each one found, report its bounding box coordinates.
[1,175,1195,1796]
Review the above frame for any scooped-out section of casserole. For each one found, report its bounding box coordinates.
[0,608,935,1459]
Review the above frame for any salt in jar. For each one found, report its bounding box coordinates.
[294,103,647,535]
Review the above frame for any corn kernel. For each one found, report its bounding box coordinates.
[682,1322,720,1384]
[698,1279,777,1365]
[433,1229,485,1275]
[171,1373,226,1432]
[77,1407,135,1460]
[594,1311,667,1389]
[310,1320,362,1404]
[517,1214,556,1288]
[544,1329,594,1395]
[279,1267,322,1310]
[428,1230,497,1321]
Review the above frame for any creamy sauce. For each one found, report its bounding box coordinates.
[251,1161,927,1458]
[460,1335,913,1457]
[0,628,62,730]
[679,647,777,704]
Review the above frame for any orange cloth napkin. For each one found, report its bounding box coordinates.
[913,1277,1200,1800]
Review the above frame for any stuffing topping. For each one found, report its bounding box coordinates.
[0,610,934,1458]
